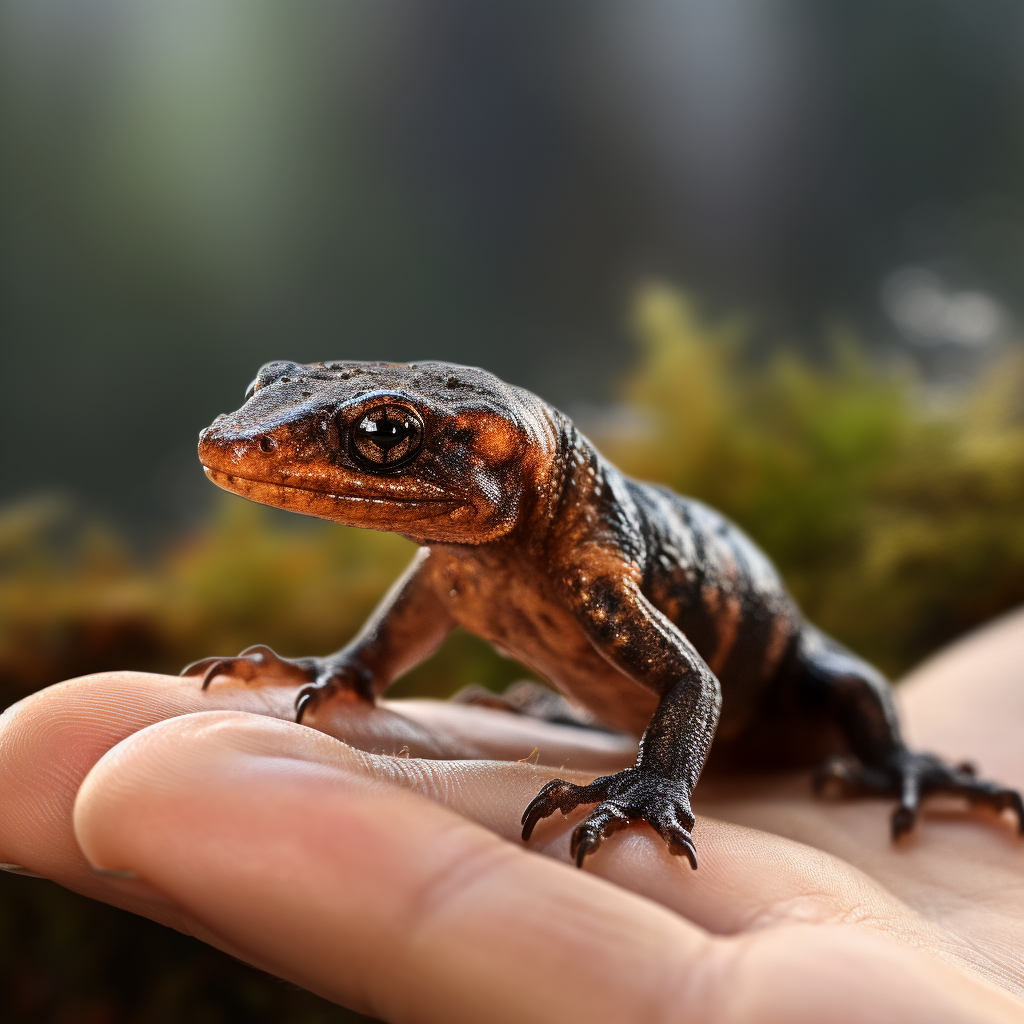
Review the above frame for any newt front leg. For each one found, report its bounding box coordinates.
[521,563,722,868]
[182,548,455,720]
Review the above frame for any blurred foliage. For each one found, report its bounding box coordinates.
[597,285,1024,676]
[0,497,534,714]
[1,284,1023,1022]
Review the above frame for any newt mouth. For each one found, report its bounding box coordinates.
[202,466,466,519]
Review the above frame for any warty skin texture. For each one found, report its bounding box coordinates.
[184,359,1024,866]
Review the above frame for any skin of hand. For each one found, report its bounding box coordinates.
[1,613,1023,1023]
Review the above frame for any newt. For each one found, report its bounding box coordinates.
[183,359,1024,868]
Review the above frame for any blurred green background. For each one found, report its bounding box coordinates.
[2,1,1024,1021]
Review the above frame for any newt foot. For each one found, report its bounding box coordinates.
[293,661,374,722]
[181,645,317,691]
[813,749,1024,839]
[521,767,698,869]
[182,645,373,721]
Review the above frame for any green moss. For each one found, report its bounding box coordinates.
[0,493,540,711]
[596,285,1024,676]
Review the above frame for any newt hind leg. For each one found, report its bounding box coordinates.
[794,625,1024,838]
[814,751,1024,839]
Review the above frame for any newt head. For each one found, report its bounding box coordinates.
[197,359,559,544]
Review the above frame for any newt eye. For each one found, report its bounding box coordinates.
[349,404,424,470]
[244,378,259,402]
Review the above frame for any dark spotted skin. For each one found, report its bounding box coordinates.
[184,359,1024,867]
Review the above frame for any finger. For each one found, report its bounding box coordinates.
[0,671,632,890]
[66,710,1013,994]
[379,697,636,769]
[72,711,1024,1024]
[0,671,286,902]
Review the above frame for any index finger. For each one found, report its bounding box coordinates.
[0,669,633,897]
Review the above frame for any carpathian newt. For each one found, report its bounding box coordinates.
[183,359,1023,867]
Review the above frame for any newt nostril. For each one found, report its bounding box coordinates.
[259,435,278,453]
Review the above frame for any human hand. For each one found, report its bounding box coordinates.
[1,612,1023,1023]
